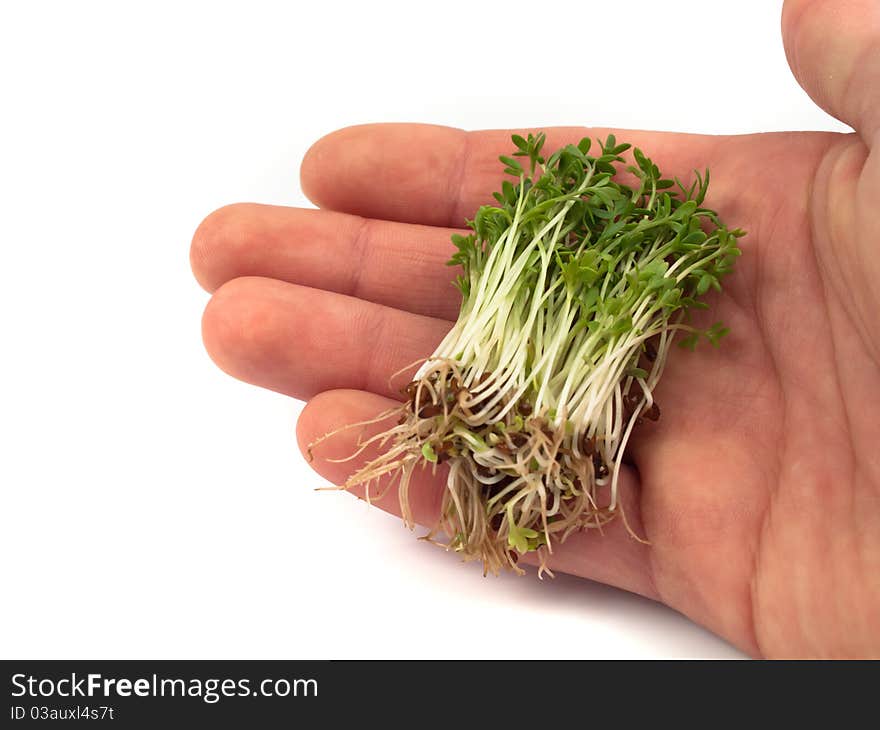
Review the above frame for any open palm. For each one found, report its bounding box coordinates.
[191,0,879,657]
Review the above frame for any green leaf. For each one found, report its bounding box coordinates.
[499,155,524,176]
[695,168,710,205]
[697,273,714,295]
[682,230,707,247]
[706,322,730,347]
[582,286,600,309]
[501,179,516,205]
[507,522,540,554]
[421,442,438,463]
[676,200,698,217]
[678,333,700,351]
[507,523,526,553]
[608,316,633,336]
[527,532,548,550]
[639,258,668,280]
[659,287,682,309]
[603,297,623,316]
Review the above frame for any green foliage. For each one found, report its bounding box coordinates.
[429,132,744,560]
[507,520,544,554]
[421,442,438,463]
[446,133,743,354]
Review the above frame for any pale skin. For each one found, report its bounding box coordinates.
[191,0,880,657]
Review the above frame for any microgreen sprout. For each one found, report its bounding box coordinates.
[311,133,744,576]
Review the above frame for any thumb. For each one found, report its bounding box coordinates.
[782,0,880,143]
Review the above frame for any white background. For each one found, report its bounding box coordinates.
[0,0,848,659]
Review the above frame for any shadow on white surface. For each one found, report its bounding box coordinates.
[312,484,744,659]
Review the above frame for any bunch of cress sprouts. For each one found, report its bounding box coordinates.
[312,133,743,576]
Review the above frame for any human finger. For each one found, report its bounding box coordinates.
[300,123,739,227]
[783,0,880,143]
[201,276,449,400]
[191,203,463,320]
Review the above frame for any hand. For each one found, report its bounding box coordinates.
[190,0,880,658]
